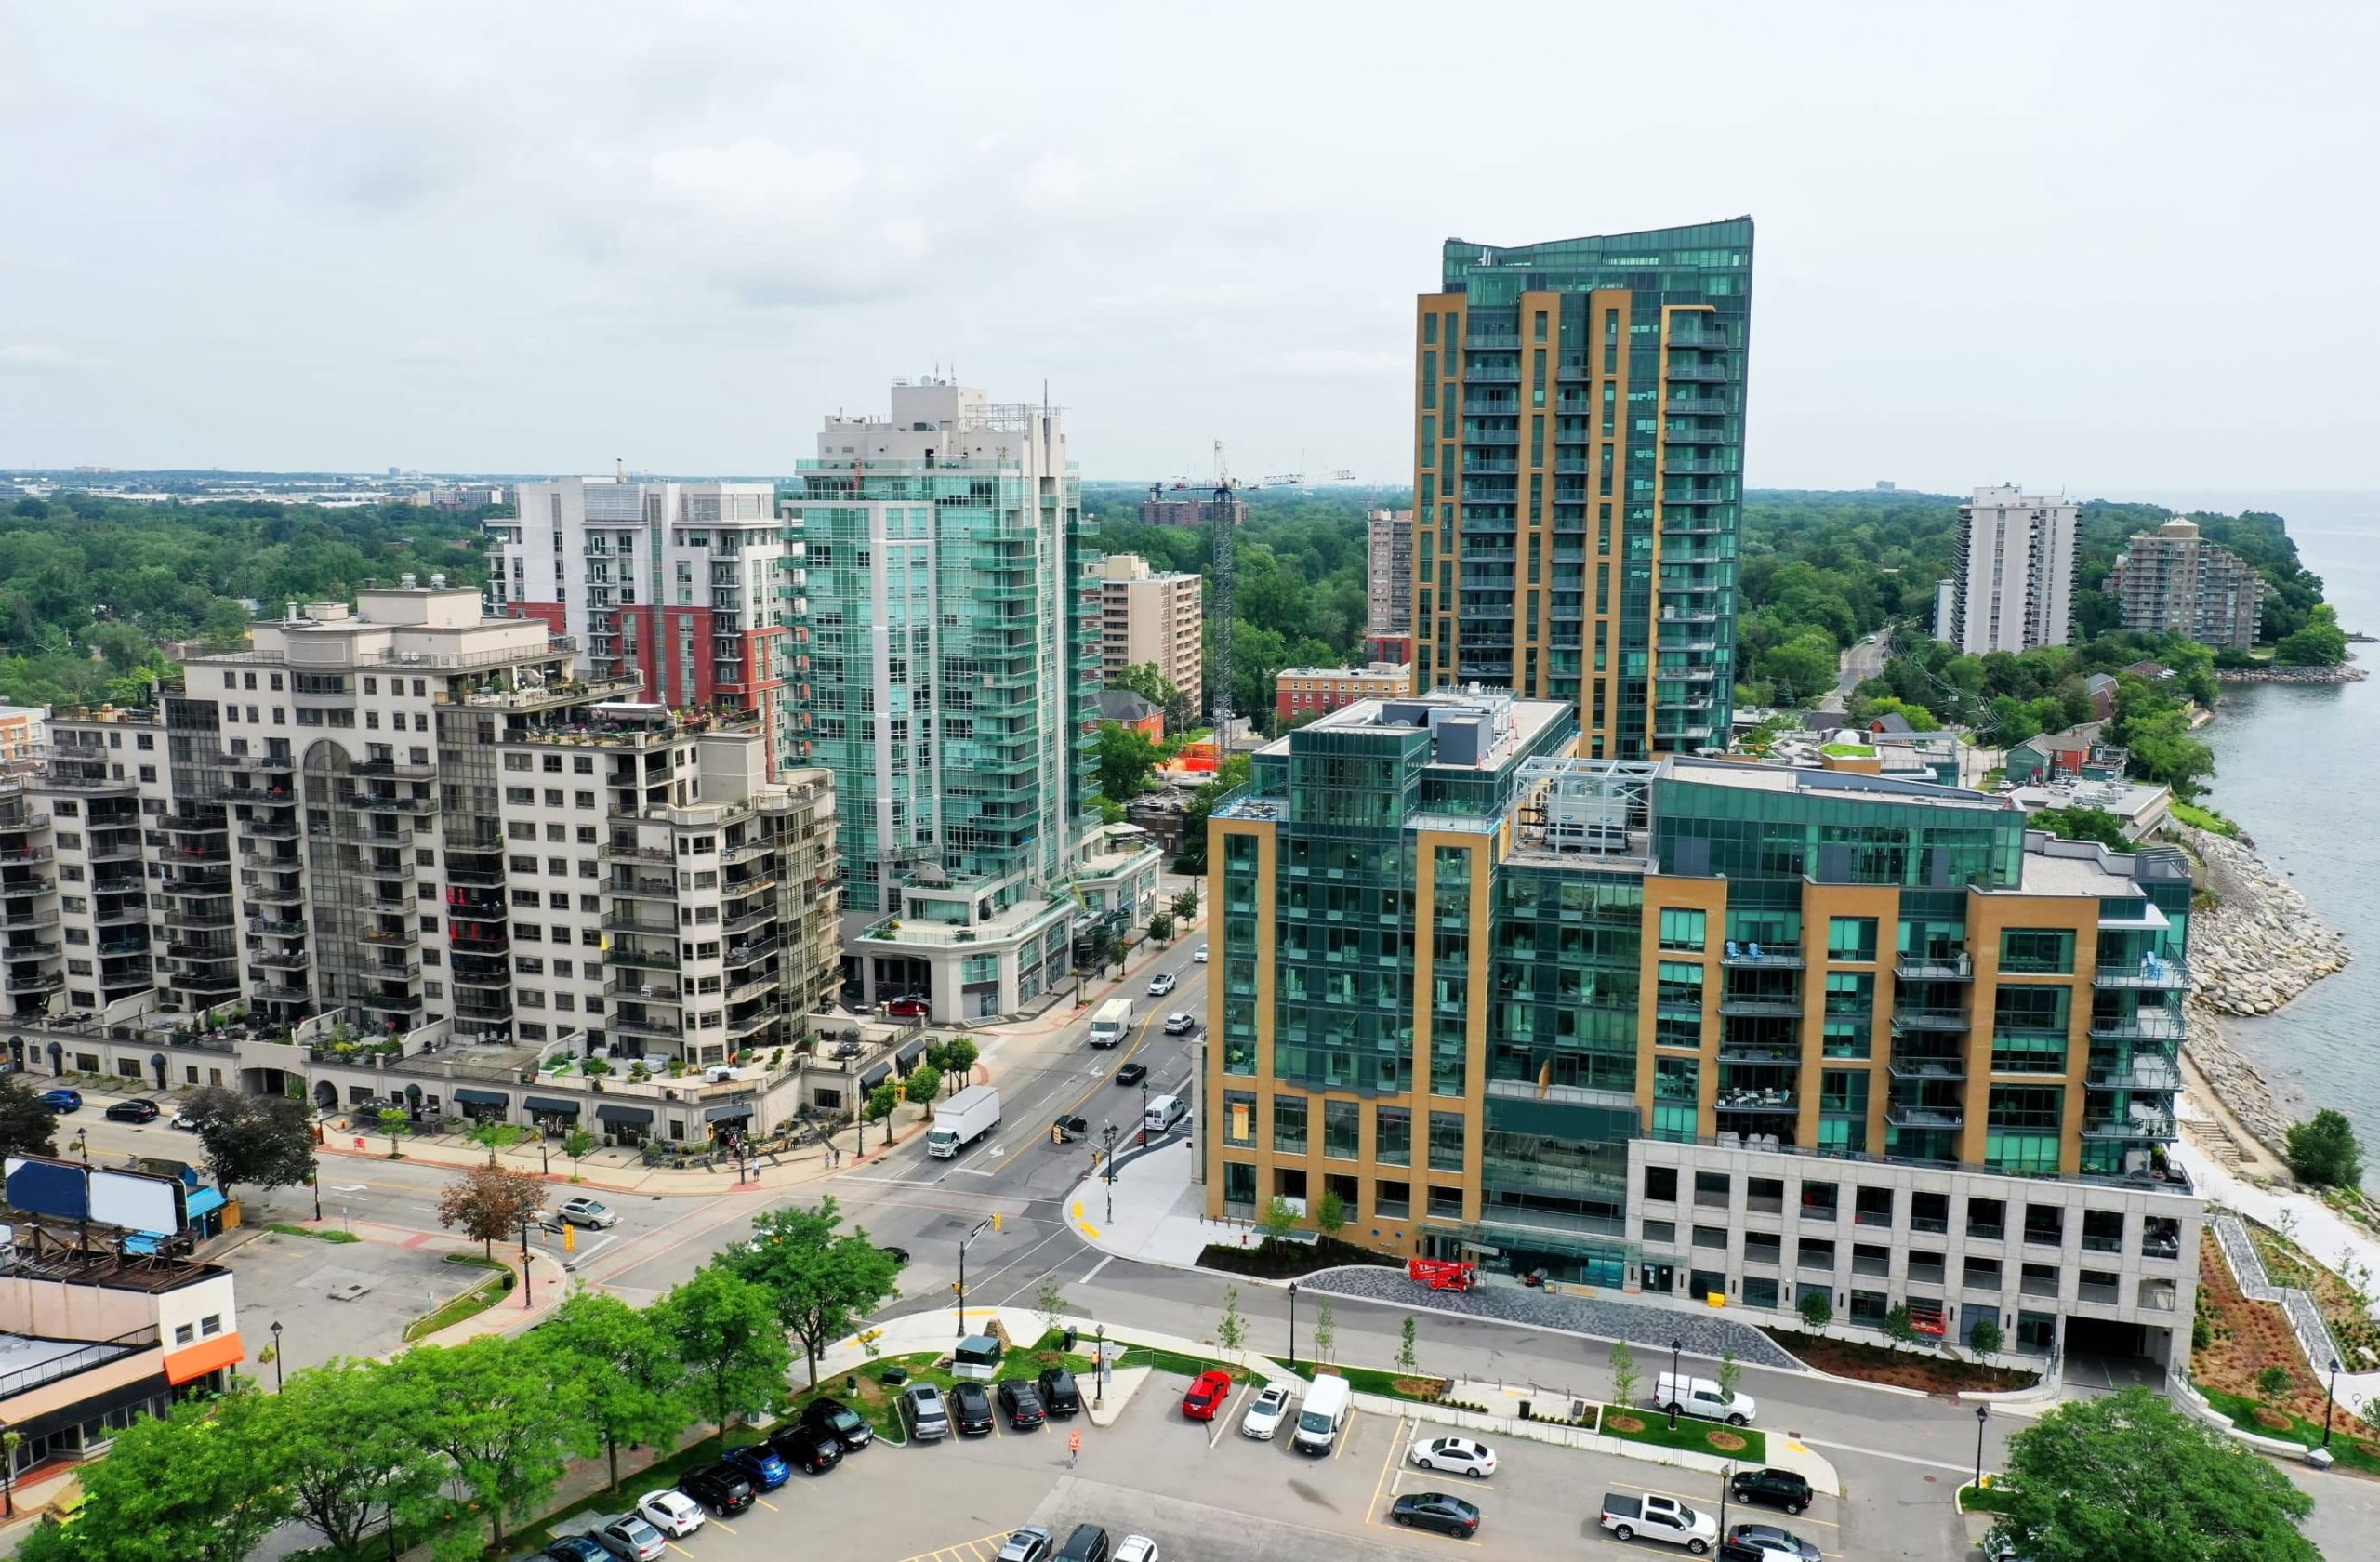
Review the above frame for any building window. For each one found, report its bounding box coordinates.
[1223,1091,1255,1148]
[1427,1111,1464,1172]
[1658,908,1706,952]
[1272,1095,1307,1157]
[200,1314,223,1336]
[175,1323,195,1344]
[1374,1105,1410,1166]
[1826,917,1878,962]
[1322,1100,1360,1160]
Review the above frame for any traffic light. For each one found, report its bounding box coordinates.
[993,1211,1004,1232]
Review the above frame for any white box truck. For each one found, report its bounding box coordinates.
[926,1084,1001,1158]
[1088,998,1133,1048]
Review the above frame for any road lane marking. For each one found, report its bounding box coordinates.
[1081,1255,1112,1283]
[1796,1435,1968,1475]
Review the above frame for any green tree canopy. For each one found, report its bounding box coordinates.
[658,1265,795,1428]
[720,1197,901,1387]
[0,1075,60,1160]
[2027,806,2131,849]
[2283,1108,2363,1188]
[382,1334,581,1553]
[536,1291,694,1490]
[2275,602,2348,667]
[271,1358,449,1559]
[1992,1384,2317,1562]
[182,1085,317,1201]
[19,1385,291,1562]
[1093,720,1166,803]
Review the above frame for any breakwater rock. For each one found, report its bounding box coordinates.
[2182,827,2352,1016]
[2215,663,2366,685]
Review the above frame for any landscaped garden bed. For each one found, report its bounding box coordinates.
[2244,1216,2380,1373]
[2193,1228,2379,1473]
[1282,1361,1447,1403]
[1197,1235,1401,1279]
[1761,1328,2038,1394]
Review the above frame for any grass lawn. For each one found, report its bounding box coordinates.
[1958,1481,2015,1515]
[1597,1409,1766,1463]
[994,1329,1097,1383]
[264,1222,361,1243]
[1116,1344,1247,1380]
[2194,1383,2380,1477]
[403,1265,514,1342]
[1281,1361,1448,1404]
[2173,801,2241,838]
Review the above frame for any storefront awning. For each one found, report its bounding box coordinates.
[185,1186,227,1220]
[595,1103,654,1125]
[705,1102,754,1122]
[895,1037,929,1069]
[453,1088,508,1106]
[858,1064,892,1091]
[523,1095,580,1117]
[164,1331,244,1385]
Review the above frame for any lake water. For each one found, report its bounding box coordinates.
[2086,488,2380,1193]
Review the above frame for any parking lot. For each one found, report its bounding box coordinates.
[620,1360,1843,1562]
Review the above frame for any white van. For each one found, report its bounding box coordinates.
[1143,1094,1189,1134]
[1654,1371,1756,1426]
[1290,1372,1352,1455]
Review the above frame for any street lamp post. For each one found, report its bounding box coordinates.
[1288,1281,1299,1369]
[1096,1325,1107,1409]
[270,1321,284,1392]
[519,1219,535,1310]
[72,1130,88,1167]
[2325,1357,2344,1449]
[1719,1461,1733,1538]
[1669,1339,1684,1430]
[1973,1404,1989,1491]
[0,1421,15,1519]
[1101,1124,1120,1224]
[957,1216,992,1337]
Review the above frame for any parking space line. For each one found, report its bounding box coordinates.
[666,1544,696,1558]
[1209,1382,1248,1448]
[1335,1403,1358,1459]
[894,1535,1012,1562]
[1364,1410,1408,1522]
[708,1520,737,1536]
[754,1497,781,1512]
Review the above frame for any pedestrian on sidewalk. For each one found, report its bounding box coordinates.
[1067,1427,1081,1468]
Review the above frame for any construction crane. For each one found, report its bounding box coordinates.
[1206,441,1243,760]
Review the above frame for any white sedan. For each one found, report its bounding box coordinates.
[1192,945,1208,962]
[1241,1382,1292,1439]
[1146,971,1179,996]
[1115,1537,1161,1562]
[1408,1435,1497,1478]
[635,1489,705,1538]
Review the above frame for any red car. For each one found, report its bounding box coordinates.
[887,996,930,1018]
[1181,1370,1233,1421]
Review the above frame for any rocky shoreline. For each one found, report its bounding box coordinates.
[2175,825,2355,1166]
[2215,663,2366,685]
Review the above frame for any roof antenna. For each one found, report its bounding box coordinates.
[616,457,626,483]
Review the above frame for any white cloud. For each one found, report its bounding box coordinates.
[1276,349,1405,378]
[649,140,866,212]
[0,344,93,372]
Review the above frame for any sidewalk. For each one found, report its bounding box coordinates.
[964,897,1209,1045]
[1064,1138,1218,1265]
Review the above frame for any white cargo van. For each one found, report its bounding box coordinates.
[1654,1371,1756,1426]
[1143,1094,1189,1134]
[1290,1372,1352,1455]
[1089,999,1133,1048]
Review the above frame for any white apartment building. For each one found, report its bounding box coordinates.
[1098,554,1203,714]
[1,583,840,1068]
[1364,508,1415,664]
[490,477,792,763]
[1942,485,2079,655]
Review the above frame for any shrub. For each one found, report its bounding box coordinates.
[1882,1304,1919,1346]
[1970,1317,2003,1357]
[2285,1110,2364,1189]
[1797,1290,1833,1329]
[2255,1364,2295,1400]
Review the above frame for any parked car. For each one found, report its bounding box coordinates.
[103,1098,160,1123]
[800,1396,875,1450]
[997,1379,1046,1429]
[1162,1012,1196,1036]
[557,1197,619,1229]
[900,1383,950,1441]
[1114,1537,1160,1562]
[545,1539,610,1562]
[591,1514,668,1562]
[1181,1369,1232,1420]
[1728,1468,1814,1516]
[169,1110,200,1131]
[949,1380,996,1436]
[1116,1062,1147,1087]
[767,1422,842,1475]
[1054,1525,1112,1562]
[1146,971,1178,996]
[1408,1435,1497,1478]
[996,1528,1055,1562]
[720,1443,789,1490]
[1038,1366,1083,1417]
[1726,1524,1821,1562]
[1192,945,1208,962]
[1656,1371,1756,1426]
[633,1490,704,1538]
[1601,1491,1716,1552]
[877,1244,911,1265]
[675,1463,753,1517]
[888,996,930,1018]
[36,1089,80,1113]
[1390,1492,1482,1539]
[1241,1383,1292,1440]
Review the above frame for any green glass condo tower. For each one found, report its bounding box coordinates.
[784,380,1160,1025]
[1413,218,1753,760]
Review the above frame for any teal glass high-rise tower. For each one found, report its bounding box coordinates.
[1413,219,1753,760]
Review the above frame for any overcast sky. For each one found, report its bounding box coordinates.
[4,3,2374,492]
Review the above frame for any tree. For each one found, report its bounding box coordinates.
[435,1162,544,1261]
[1969,1317,2003,1357]
[19,1384,292,1562]
[1037,1272,1069,1344]
[2255,1364,2294,1400]
[537,1291,694,1491]
[1312,1297,1337,1364]
[657,1266,793,1434]
[562,1127,597,1181]
[1171,887,1199,921]
[377,1105,410,1158]
[2276,603,2347,667]
[271,1359,448,1560]
[1797,1289,1832,1329]
[1397,1316,1420,1374]
[467,1119,511,1166]
[2027,806,2130,849]
[719,1198,900,1389]
[0,1075,59,1160]
[936,1035,979,1096]
[866,1079,902,1146]
[384,1334,580,1555]
[1991,1384,2317,1562]
[1093,721,1166,803]
[903,1061,941,1107]
[1215,1285,1247,1354]
[1716,1346,1744,1406]
[1258,1195,1300,1246]
[1608,1340,1639,1409]
[2284,1109,2364,1188]
[1147,911,1175,942]
[1314,1186,1348,1239]
[1881,1304,1919,1347]
[183,1085,318,1201]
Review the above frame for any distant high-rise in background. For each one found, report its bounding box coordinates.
[785,381,1160,1022]
[1363,508,1415,666]
[1940,485,2078,655]
[1139,490,1246,530]
[1415,220,1753,759]
[490,477,790,759]
[1099,554,1204,713]
[2106,519,2268,650]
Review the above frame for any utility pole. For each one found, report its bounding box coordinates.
[956,1216,993,1337]
[1209,441,1240,759]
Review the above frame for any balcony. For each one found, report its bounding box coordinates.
[360,926,418,947]
[244,880,305,905]
[603,913,678,938]
[1891,1009,1968,1034]
[248,979,311,1002]
[353,759,438,780]
[0,878,55,899]
[2,939,61,959]
[609,875,679,901]
[249,948,310,971]
[239,817,302,841]
[1716,1044,1802,1066]
[611,1013,682,1043]
[449,932,511,955]
[607,978,681,1004]
[164,907,232,930]
[602,841,676,865]
[606,943,680,971]
[722,937,779,970]
[2082,1111,2175,1144]
[6,972,62,994]
[722,905,779,936]
[1718,996,1802,1018]
[1895,955,1973,982]
[1720,943,1801,969]
[356,791,439,815]
[1886,1103,1966,1130]
[1716,1088,1796,1114]
[2087,1008,2183,1042]
[2094,955,2187,990]
[2085,1056,2181,1092]
[1887,1055,1967,1081]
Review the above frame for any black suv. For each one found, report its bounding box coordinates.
[800,1397,874,1451]
[1054,1526,1111,1562]
[767,1421,843,1475]
[997,1379,1046,1429]
[1038,1367,1083,1418]
[676,1462,754,1516]
[1728,1467,1814,1516]
[949,1380,997,1436]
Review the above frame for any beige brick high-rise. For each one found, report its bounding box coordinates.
[1099,554,1203,712]
[2107,519,2268,650]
